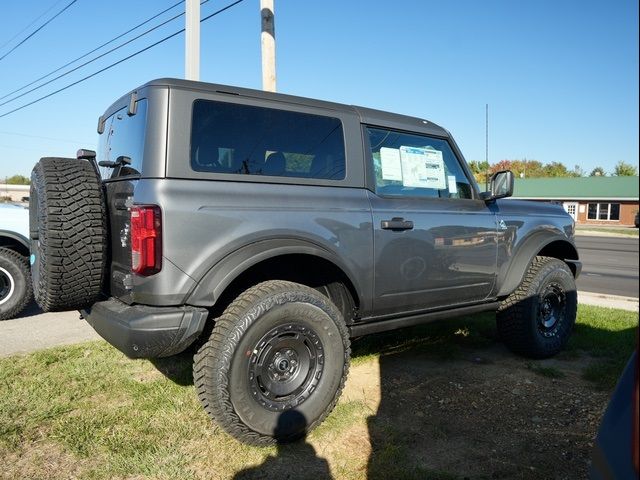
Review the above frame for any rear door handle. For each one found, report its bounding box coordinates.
[381,217,414,231]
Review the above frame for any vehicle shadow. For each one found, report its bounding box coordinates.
[148,305,636,479]
[12,301,44,319]
[149,349,194,386]
[361,309,637,479]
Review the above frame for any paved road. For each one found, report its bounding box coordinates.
[575,235,639,298]
[0,303,100,357]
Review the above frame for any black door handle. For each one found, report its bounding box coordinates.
[381,217,414,231]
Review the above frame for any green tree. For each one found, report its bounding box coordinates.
[613,161,638,176]
[5,174,30,185]
[491,159,546,178]
[589,166,606,177]
[543,161,573,177]
[468,160,490,184]
[571,165,585,177]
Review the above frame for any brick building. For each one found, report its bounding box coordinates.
[512,176,639,226]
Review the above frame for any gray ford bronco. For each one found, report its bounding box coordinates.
[30,78,581,444]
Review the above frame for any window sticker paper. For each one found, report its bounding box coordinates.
[448,175,458,194]
[399,146,446,189]
[423,148,446,189]
[380,147,403,181]
[399,146,429,188]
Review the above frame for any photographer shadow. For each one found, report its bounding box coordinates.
[233,410,333,480]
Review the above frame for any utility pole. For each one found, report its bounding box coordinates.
[260,0,276,92]
[185,0,200,81]
[485,103,489,190]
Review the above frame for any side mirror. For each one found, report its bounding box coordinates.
[480,170,514,202]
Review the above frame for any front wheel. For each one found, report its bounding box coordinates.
[497,256,577,359]
[193,280,350,445]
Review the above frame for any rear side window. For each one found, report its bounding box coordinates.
[190,100,346,180]
[97,99,148,179]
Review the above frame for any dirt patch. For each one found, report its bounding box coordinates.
[340,343,608,479]
[0,441,92,480]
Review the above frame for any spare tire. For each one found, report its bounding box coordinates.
[30,157,107,311]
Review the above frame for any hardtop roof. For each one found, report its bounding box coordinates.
[105,77,449,137]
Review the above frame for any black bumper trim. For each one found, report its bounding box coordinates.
[81,298,209,358]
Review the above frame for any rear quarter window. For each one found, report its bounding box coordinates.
[97,99,148,179]
[190,100,346,180]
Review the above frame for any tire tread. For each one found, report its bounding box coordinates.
[193,280,350,445]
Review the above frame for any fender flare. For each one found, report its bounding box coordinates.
[0,230,30,253]
[186,238,364,308]
[497,231,579,298]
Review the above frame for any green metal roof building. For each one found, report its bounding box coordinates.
[512,176,639,225]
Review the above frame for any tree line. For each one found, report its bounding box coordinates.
[468,159,638,184]
[2,174,30,185]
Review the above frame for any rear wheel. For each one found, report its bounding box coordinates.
[30,157,107,311]
[497,256,577,359]
[193,280,350,445]
[0,248,32,320]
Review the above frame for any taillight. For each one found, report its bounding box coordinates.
[130,205,162,276]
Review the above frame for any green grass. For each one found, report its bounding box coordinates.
[567,305,638,389]
[0,304,636,478]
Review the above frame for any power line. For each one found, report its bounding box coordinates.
[0,129,89,144]
[0,0,79,63]
[0,1,211,108]
[0,0,66,52]
[0,0,246,120]
[0,0,186,102]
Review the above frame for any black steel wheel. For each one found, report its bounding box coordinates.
[537,282,567,337]
[248,323,325,411]
[497,256,577,359]
[194,280,350,445]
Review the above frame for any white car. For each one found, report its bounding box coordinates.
[0,203,32,319]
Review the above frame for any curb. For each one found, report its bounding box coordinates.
[578,291,639,312]
[575,231,639,239]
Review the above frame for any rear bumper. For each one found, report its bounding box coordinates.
[81,298,209,358]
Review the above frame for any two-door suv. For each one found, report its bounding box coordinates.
[30,78,581,444]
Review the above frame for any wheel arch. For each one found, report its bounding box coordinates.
[186,239,363,322]
[0,231,30,257]
[497,234,579,298]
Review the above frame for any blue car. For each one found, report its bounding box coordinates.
[590,347,639,479]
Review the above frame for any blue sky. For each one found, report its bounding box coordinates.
[0,0,637,179]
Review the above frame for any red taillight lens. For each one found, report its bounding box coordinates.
[130,205,162,276]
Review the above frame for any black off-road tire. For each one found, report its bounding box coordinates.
[0,248,33,320]
[30,157,107,312]
[497,256,577,359]
[193,280,351,445]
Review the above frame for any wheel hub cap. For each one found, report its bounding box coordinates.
[248,323,324,411]
[538,283,566,336]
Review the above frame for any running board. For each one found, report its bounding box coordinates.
[349,301,500,337]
